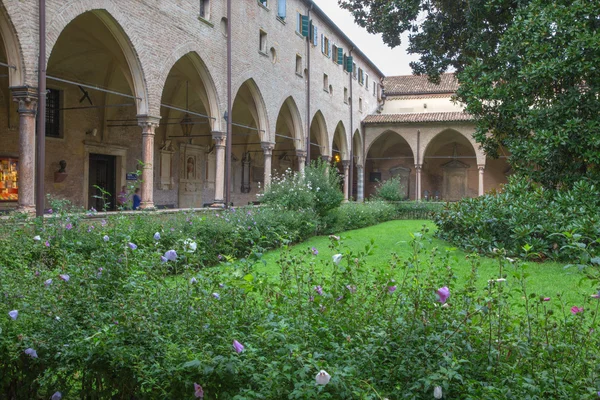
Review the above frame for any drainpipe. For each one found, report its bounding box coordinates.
[348,47,354,200]
[305,2,313,165]
[416,129,421,201]
[225,0,232,208]
[36,0,46,217]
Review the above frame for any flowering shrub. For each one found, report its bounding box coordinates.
[1,229,600,398]
[372,175,407,201]
[435,176,600,260]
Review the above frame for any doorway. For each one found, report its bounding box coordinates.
[89,153,116,211]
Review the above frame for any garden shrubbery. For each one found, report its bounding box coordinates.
[2,228,600,398]
[435,176,600,260]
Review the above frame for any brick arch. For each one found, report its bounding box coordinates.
[155,45,222,131]
[422,128,485,165]
[353,129,364,166]
[46,2,149,115]
[273,95,304,149]
[365,129,417,161]
[0,4,25,87]
[310,110,330,157]
[332,121,349,160]
[232,78,269,142]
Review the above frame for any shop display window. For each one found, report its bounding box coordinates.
[0,157,18,202]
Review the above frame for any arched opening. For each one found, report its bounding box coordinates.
[309,110,328,162]
[422,129,477,200]
[332,122,348,186]
[44,11,147,211]
[351,129,363,200]
[366,131,415,200]
[158,52,218,208]
[273,96,303,174]
[230,79,268,204]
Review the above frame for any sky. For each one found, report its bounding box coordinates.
[312,0,419,77]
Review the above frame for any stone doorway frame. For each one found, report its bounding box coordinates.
[83,142,127,210]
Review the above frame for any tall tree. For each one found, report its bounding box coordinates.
[339,0,600,188]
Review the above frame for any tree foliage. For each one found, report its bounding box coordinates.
[339,0,600,188]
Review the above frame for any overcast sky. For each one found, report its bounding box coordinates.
[312,0,419,77]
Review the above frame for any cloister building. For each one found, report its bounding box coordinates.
[0,0,509,213]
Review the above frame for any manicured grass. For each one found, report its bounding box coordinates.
[255,220,593,306]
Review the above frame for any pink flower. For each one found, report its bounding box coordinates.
[436,286,450,304]
[194,383,204,398]
[543,297,551,301]
[571,306,584,314]
[314,285,323,295]
[65,223,73,230]
[45,241,50,247]
[388,285,397,294]
[233,340,244,353]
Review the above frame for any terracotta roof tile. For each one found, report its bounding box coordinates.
[383,73,459,95]
[363,112,472,124]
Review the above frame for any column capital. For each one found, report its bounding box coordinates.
[261,141,275,155]
[342,160,351,169]
[137,115,161,134]
[321,155,331,163]
[11,86,38,114]
[212,131,226,148]
[478,164,486,171]
[296,150,307,159]
[414,164,423,171]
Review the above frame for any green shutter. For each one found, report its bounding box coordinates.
[346,56,353,73]
[301,15,309,37]
[337,48,343,65]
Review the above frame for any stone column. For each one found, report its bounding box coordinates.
[321,155,331,164]
[138,116,160,209]
[12,87,38,214]
[212,131,226,204]
[261,142,275,187]
[342,160,350,201]
[296,150,306,174]
[478,164,485,196]
[356,164,364,202]
[415,164,423,201]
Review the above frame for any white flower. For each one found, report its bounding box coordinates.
[315,369,331,385]
[434,386,443,399]
[506,257,515,263]
[332,254,342,265]
[33,235,41,241]
[154,232,161,241]
[184,239,197,253]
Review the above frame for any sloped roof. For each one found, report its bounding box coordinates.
[363,112,472,124]
[383,73,459,96]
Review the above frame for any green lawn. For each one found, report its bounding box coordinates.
[254,220,593,306]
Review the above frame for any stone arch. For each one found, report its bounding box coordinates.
[365,129,417,161]
[422,128,485,165]
[0,5,24,87]
[46,4,149,115]
[273,95,304,147]
[156,46,221,131]
[232,78,269,141]
[332,121,349,160]
[352,129,363,166]
[309,110,329,158]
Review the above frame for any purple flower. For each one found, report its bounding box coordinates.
[164,250,177,261]
[233,340,244,353]
[346,285,356,293]
[8,310,18,320]
[194,383,204,398]
[59,274,70,282]
[87,225,95,233]
[65,223,73,230]
[24,348,38,358]
[571,306,584,314]
[45,241,50,247]
[101,219,107,227]
[436,286,450,304]
[592,290,600,299]
[314,285,323,296]
[336,295,344,301]
[128,242,137,250]
[388,285,397,294]
[44,279,53,287]
[160,256,168,263]
[51,392,62,400]
[218,254,223,261]
[190,277,197,284]
[103,235,109,242]
[154,232,161,241]
[311,247,319,255]
[47,208,53,214]
[309,296,314,302]
[212,293,220,300]
[543,297,551,302]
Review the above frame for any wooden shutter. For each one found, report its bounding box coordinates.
[301,15,309,37]
[337,48,343,65]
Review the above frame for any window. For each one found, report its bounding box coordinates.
[359,97,363,112]
[323,74,329,92]
[297,12,309,37]
[321,34,331,57]
[46,88,61,138]
[258,0,268,7]
[295,54,303,76]
[199,0,210,19]
[344,87,348,104]
[353,62,357,79]
[332,44,338,63]
[277,0,286,19]
[259,30,267,53]
[365,74,369,88]
[296,12,302,33]
[358,68,364,85]
[373,81,376,96]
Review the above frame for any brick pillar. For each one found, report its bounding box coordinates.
[356,164,364,202]
[478,165,485,196]
[137,116,160,209]
[212,131,226,204]
[342,160,350,201]
[12,87,38,214]
[261,142,275,187]
[415,164,423,201]
[296,150,306,174]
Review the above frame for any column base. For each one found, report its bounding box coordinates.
[139,202,155,210]
[16,205,36,215]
